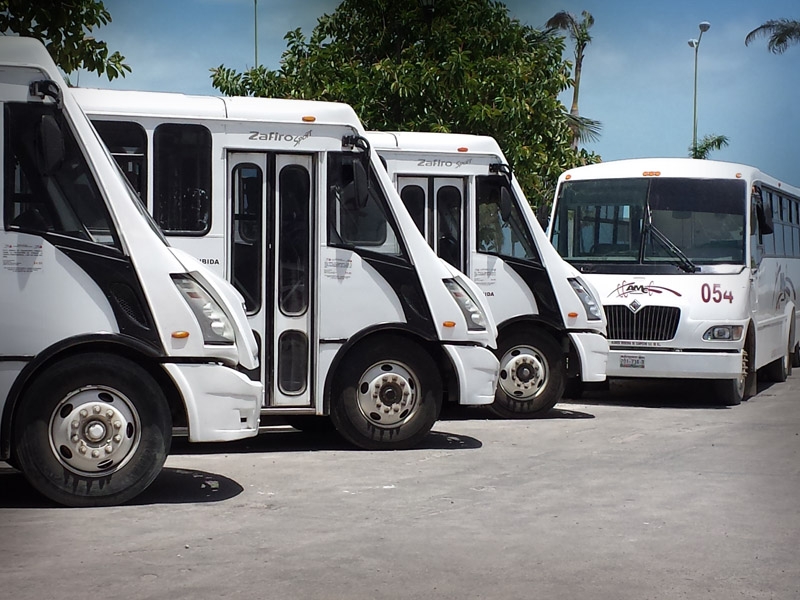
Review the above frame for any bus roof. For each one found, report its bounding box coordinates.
[560,158,800,196]
[71,87,364,129]
[368,130,505,160]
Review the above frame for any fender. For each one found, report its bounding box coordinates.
[1,333,164,459]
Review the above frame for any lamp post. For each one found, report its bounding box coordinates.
[688,21,710,157]
[254,0,258,67]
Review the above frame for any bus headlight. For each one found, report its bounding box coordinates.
[443,278,487,331]
[568,278,603,321]
[172,274,235,344]
[702,325,744,341]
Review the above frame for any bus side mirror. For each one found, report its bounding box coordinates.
[35,114,65,175]
[352,160,370,209]
[755,199,774,235]
[499,187,513,222]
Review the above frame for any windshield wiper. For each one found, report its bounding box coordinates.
[643,220,699,273]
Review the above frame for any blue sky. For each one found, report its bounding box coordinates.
[78,0,799,184]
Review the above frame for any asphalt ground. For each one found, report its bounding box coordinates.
[1,374,798,600]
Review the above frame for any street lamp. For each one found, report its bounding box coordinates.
[688,21,710,157]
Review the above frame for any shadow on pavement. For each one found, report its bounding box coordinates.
[0,466,242,508]
[438,403,596,421]
[561,377,778,409]
[168,427,482,456]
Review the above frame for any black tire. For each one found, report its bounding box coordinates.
[489,330,565,418]
[763,353,789,383]
[329,336,442,450]
[13,353,171,507]
[793,342,800,369]
[713,349,749,406]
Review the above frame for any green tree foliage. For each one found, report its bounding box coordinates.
[745,19,800,54]
[0,0,130,80]
[211,0,598,208]
[545,10,600,149]
[689,134,729,159]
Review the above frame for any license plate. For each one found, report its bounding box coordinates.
[619,355,645,368]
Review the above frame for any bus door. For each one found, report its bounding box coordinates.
[397,176,466,272]
[228,152,314,408]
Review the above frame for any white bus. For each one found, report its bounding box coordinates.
[548,158,800,405]
[367,131,608,416]
[0,38,263,506]
[73,88,499,450]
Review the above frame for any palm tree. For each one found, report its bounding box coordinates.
[689,134,729,159]
[546,10,597,150]
[745,19,800,54]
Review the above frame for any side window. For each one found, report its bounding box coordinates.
[4,102,120,249]
[153,123,211,235]
[765,192,776,255]
[327,152,406,258]
[92,120,147,202]
[436,185,463,270]
[230,163,262,313]
[400,184,426,235]
[278,164,310,316]
[476,176,538,262]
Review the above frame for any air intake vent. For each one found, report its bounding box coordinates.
[109,283,150,329]
[605,305,680,341]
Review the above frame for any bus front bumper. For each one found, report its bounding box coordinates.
[606,349,743,379]
[444,344,500,405]
[163,363,263,442]
[569,331,608,382]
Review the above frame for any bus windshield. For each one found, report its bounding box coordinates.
[552,177,747,266]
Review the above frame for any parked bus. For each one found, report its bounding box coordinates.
[367,131,608,416]
[0,38,263,507]
[548,158,800,405]
[73,88,499,450]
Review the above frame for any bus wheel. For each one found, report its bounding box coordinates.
[13,354,171,507]
[330,336,442,450]
[490,331,565,418]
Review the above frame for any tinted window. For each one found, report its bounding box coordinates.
[153,123,211,234]
[92,119,147,202]
[476,175,538,261]
[231,163,262,313]
[4,102,120,249]
[279,164,310,316]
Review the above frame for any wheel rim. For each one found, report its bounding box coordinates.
[498,345,548,401]
[735,349,749,397]
[355,360,419,429]
[48,385,141,476]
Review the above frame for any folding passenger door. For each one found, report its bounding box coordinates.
[228,152,314,408]
[396,176,466,272]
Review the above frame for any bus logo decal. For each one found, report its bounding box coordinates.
[628,300,642,313]
[609,280,682,298]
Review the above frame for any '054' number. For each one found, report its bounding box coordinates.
[701,283,734,303]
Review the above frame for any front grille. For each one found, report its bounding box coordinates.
[605,305,680,341]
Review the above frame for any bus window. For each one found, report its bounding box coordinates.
[327,153,405,258]
[153,123,211,235]
[5,102,121,249]
[92,120,147,202]
[476,176,538,261]
[231,163,263,313]
[278,164,310,316]
[400,184,426,235]
[436,184,463,270]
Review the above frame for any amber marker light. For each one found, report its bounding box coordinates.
[442,321,457,328]
[735,173,742,178]
[642,171,661,177]
[302,115,316,122]
[457,147,468,152]
[565,174,572,180]
[567,312,579,318]
[172,331,190,339]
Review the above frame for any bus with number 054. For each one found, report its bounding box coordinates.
[548,158,800,405]
[72,87,500,450]
[0,38,263,507]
